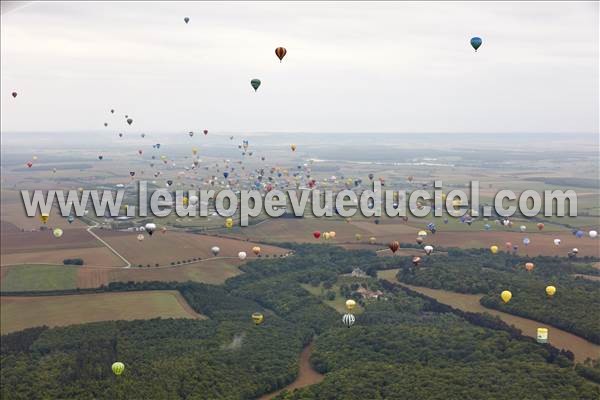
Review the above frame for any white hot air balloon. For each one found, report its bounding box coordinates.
[342,313,355,328]
[589,230,598,239]
[238,251,247,260]
[424,245,434,255]
[553,238,561,246]
[145,223,157,236]
[211,246,220,256]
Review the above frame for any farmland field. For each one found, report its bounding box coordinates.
[0,290,205,334]
[0,264,78,292]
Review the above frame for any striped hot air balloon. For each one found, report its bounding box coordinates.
[275,47,287,62]
[342,313,355,328]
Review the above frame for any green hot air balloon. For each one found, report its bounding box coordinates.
[112,362,125,376]
[470,37,483,52]
[250,79,261,92]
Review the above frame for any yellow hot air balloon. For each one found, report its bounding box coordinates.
[369,236,376,244]
[355,233,362,241]
[252,246,261,256]
[536,328,548,343]
[225,218,233,228]
[40,213,49,224]
[192,148,198,155]
[52,228,63,238]
[545,285,556,297]
[329,231,336,239]
[345,299,356,312]
[490,245,499,254]
[182,197,189,206]
[290,144,297,152]
[252,312,264,325]
[323,232,331,240]
[112,362,125,376]
[500,290,512,303]
[418,230,428,237]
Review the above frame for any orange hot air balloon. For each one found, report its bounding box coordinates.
[252,246,261,256]
[388,241,400,253]
[537,223,544,231]
[275,47,287,62]
[525,262,535,272]
[505,242,512,250]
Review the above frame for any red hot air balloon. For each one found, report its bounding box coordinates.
[26,162,33,168]
[313,231,321,239]
[275,47,287,62]
[388,241,400,253]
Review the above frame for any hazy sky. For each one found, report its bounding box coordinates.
[1,1,598,134]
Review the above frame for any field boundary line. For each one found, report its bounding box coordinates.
[85,222,131,268]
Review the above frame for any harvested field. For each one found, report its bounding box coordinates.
[1,290,205,334]
[95,230,288,267]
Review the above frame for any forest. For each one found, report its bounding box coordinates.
[1,244,599,399]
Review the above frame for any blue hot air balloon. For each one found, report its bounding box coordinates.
[575,230,585,238]
[223,172,229,178]
[470,37,483,52]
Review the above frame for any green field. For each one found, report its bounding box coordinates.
[1,264,78,292]
[301,275,369,314]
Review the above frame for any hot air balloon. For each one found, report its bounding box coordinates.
[342,313,355,328]
[127,118,133,125]
[238,251,247,260]
[505,242,512,250]
[137,234,144,241]
[520,225,527,232]
[525,262,535,272]
[210,246,220,256]
[26,162,33,168]
[412,256,422,266]
[323,232,331,240]
[53,228,63,238]
[523,237,530,246]
[550,238,560,247]
[545,285,556,297]
[98,155,103,160]
[536,328,548,344]
[252,246,261,256]
[104,122,108,127]
[416,237,424,245]
[345,299,356,312]
[11,91,17,98]
[490,245,499,254]
[575,230,585,238]
[203,129,208,135]
[225,218,234,228]
[590,230,598,238]
[275,47,287,62]
[388,241,400,253]
[501,290,512,303]
[184,17,190,24]
[67,215,75,224]
[418,230,428,237]
[250,79,261,92]
[424,245,433,255]
[313,231,321,239]
[145,223,156,236]
[355,233,362,241]
[537,223,544,231]
[40,213,49,224]
[470,36,483,51]
[290,144,297,152]
[329,231,336,239]
[252,312,264,325]
[369,236,376,244]
[112,362,125,376]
